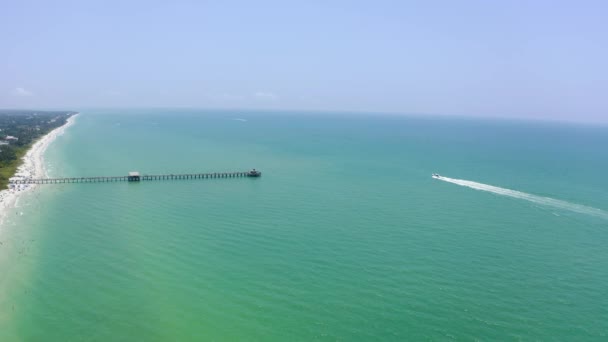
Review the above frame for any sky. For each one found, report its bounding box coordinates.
[1,0,607,122]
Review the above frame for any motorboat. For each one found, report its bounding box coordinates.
[432,173,440,179]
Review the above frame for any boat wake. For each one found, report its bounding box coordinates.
[434,175,608,220]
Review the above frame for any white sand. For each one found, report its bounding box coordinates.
[0,113,79,227]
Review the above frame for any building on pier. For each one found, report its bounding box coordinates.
[247,169,261,177]
[128,171,141,182]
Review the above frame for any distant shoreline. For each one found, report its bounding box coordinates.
[0,113,79,227]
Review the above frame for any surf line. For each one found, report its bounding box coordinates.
[434,175,608,220]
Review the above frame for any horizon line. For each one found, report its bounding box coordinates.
[1,106,606,126]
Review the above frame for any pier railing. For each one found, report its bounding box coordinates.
[9,170,261,185]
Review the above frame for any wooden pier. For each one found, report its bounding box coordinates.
[9,169,262,185]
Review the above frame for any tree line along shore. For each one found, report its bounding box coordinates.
[0,110,77,188]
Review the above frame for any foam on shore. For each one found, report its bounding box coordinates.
[0,113,79,227]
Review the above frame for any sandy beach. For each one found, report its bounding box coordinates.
[0,113,79,227]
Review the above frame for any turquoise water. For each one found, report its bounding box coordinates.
[1,109,607,340]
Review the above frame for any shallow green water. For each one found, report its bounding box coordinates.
[1,110,607,340]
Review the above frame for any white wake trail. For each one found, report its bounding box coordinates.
[435,176,608,220]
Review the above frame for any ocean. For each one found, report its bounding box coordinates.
[1,109,607,340]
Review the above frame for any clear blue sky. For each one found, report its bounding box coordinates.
[1,0,607,122]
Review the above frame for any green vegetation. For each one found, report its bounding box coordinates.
[0,110,76,188]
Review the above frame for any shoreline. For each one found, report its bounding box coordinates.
[0,113,79,227]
